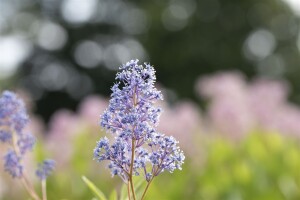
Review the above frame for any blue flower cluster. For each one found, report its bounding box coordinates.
[0,91,29,140]
[4,150,23,178]
[0,91,54,179]
[36,159,56,180]
[94,60,185,182]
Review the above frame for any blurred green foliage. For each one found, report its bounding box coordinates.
[146,132,300,200]
[1,129,300,199]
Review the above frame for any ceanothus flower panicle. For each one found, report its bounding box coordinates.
[94,59,185,183]
[36,159,55,180]
[0,91,54,180]
[4,150,23,178]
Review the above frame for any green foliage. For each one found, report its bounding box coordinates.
[2,129,299,200]
[109,190,118,200]
[198,132,300,200]
[146,132,300,200]
[82,176,108,200]
[82,175,147,200]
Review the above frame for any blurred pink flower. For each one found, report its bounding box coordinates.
[276,105,300,138]
[208,98,254,138]
[248,79,300,137]
[196,71,247,99]
[46,109,82,168]
[196,71,300,138]
[197,72,254,137]
[158,101,202,154]
[47,109,80,137]
[248,79,289,129]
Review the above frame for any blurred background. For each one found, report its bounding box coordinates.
[0,0,300,199]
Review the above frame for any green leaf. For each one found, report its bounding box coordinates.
[120,178,146,200]
[120,183,128,200]
[82,176,108,200]
[109,190,118,200]
[133,178,146,199]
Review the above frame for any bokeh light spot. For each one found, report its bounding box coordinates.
[61,0,98,24]
[74,40,103,68]
[37,21,68,51]
[243,29,276,61]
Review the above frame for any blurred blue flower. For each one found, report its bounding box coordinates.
[0,90,54,182]
[36,159,56,180]
[0,130,11,143]
[4,150,23,178]
[0,91,29,135]
[18,133,36,155]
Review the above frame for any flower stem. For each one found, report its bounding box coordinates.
[21,177,41,200]
[127,183,131,200]
[140,177,154,200]
[42,180,47,200]
[12,132,41,200]
[129,139,136,200]
[130,88,138,200]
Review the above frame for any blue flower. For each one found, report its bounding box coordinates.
[36,159,55,180]
[0,90,54,180]
[0,130,11,143]
[148,135,185,175]
[94,60,185,182]
[18,133,36,155]
[0,91,29,135]
[4,150,23,178]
